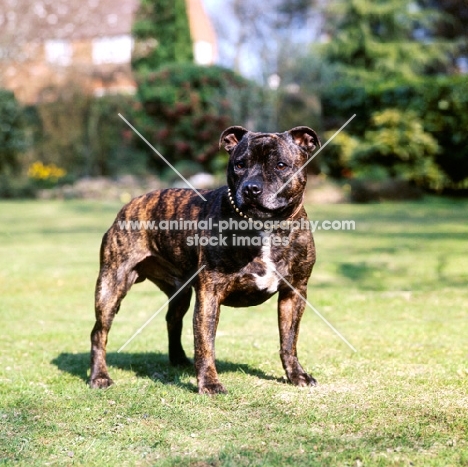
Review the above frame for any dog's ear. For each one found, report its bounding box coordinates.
[288,127,321,154]
[219,126,249,153]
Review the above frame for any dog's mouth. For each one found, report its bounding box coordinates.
[229,186,303,220]
[239,199,293,220]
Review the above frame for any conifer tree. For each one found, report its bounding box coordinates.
[320,0,453,79]
[132,0,193,73]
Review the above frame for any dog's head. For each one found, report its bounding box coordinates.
[220,126,320,220]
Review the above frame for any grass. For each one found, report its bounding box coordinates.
[0,195,467,466]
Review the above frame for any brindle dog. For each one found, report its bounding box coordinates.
[90,126,320,394]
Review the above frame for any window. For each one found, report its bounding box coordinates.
[45,40,72,66]
[194,41,213,66]
[92,35,132,65]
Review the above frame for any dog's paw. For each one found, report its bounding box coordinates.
[198,382,227,395]
[89,376,114,389]
[289,372,317,387]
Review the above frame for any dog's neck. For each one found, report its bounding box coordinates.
[227,188,304,222]
[288,194,305,220]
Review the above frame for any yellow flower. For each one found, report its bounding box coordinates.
[28,162,66,181]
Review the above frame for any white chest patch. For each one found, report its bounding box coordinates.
[253,240,279,293]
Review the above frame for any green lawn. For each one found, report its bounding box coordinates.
[0,196,467,466]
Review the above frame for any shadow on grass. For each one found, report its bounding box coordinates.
[335,258,468,291]
[51,351,280,392]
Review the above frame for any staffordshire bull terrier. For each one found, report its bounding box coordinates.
[90,125,320,394]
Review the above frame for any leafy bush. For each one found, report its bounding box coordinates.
[327,109,443,188]
[0,89,36,198]
[133,63,269,175]
[30,90,144,179]
[0,89,28,175]
[321,131,360,179]
[321,75,468,188]
[356,109,442,187]
[412,77,468,183]
[0,174,36,199]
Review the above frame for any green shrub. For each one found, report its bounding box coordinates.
[321,75,468,188]
[352,109,443,188]
[0,86,150,198]
[0,174,36,199]
[0,89,28,175]
[0,89,35,198]
[321,131,360,179]
[30,91,144,178]
[414,77,468,183]
[326,109,444,189]
[133,63,268,175]
[85,95,147,177]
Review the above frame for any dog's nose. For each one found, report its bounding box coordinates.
[243,181,263,198]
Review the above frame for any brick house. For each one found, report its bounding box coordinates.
[0,0,217,103]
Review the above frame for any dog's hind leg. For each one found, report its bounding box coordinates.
[166,286,193,367]
[90,262,138,388]
[151,281,193,367]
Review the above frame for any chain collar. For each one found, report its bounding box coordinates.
[227,187,305,223]
[227,187,251,219]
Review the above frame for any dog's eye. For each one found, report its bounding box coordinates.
[235,161,246,169]
[276,162,287,170]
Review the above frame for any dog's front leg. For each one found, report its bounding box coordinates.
[277,286,317,387]
[193,286,226,394]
